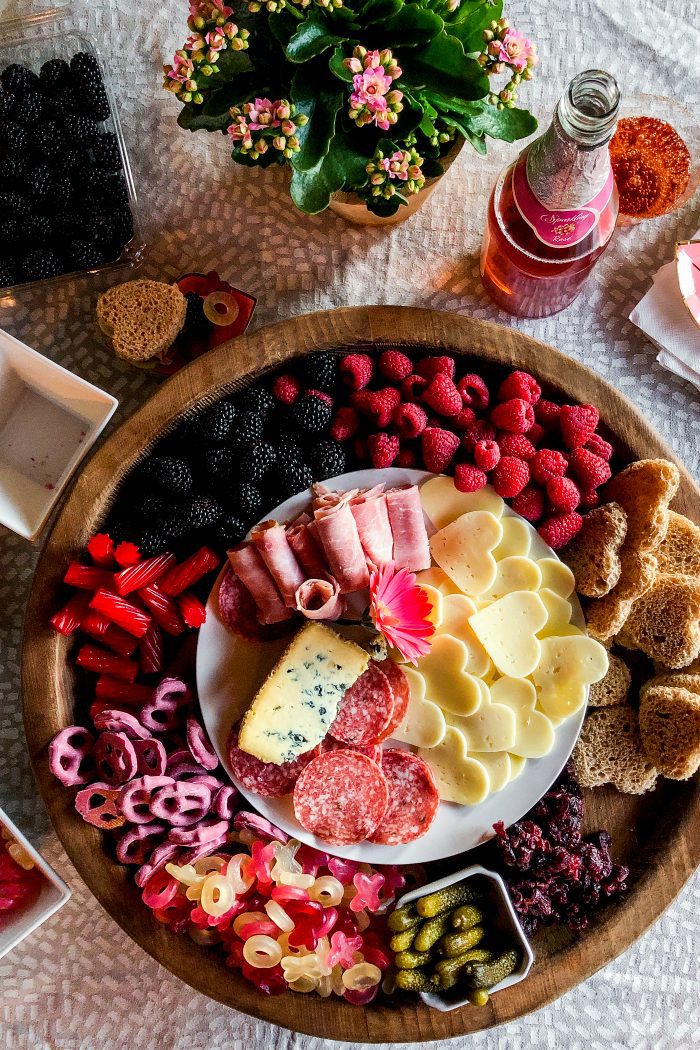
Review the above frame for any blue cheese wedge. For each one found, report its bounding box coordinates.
[238,622,370,765]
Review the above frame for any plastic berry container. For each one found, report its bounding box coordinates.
[0,8,145,298]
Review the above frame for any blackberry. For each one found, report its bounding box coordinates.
[239,442,277,483]
[67,238,105,271]
[229,410,265,450]
[29,121,66,161]
[0,189,29,214]
[212,514,247,550]
[62,147,90,174]
[139,455,194,494]
[104,173,129,206]
[111,205,134,245]
[0,217,22,245]
[40,59,71,91]
[0,259,18,289]
[309,439,347,481]
[245,387,275,418]
[26,164,53,202]
[92,132,121,172]
[62,112,99,145]
[140,493,170,523]
[275,439,305,471]
[229,482,263,522]
[4,151,29,181]
[183,292,207,335]
[84,166,110,199]
[21,213,53,245]
[52,209,82,238]
[0,121,29,153]
[19,248,64,282]
[70,52,102,87]
[164,496,223,537]
[46,84,82,116]
[12,89,44,125]
[291,392,332,433]
[281,461,314,498]
[128,526,169,558]
[203,446,238,482]
[80,80,110,121]
[196,400,238,443]
[1,64,38,96]
[302,352,338,393]
[0,88,13,119]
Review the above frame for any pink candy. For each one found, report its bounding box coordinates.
[186,718,218,771]
[116,822,167,865]
[119,775,174,824]
[350,872,385,913]
[213,785,237,820]
[233,811,289,844]
[93,708,151,741]
[168,817,229,847]
[94,731,138,786]
[133,738,167,776]
[48,726,95,787]
[327,930,363,969]
[149,782,212,826]
[74,782,124,830]
[327,857,360,884]
[140,678,191,734]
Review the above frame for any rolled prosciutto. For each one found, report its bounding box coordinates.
[227,544,292,624]
[286,521,329,580]
[251,520,305,607]
[386,486,431,571]
[295,578,344,621]
[314,500,370,593]
[312,484,358,512]
[350,485,394,569]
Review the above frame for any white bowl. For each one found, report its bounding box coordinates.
[0,327,118,540]
[395,863,534,1012]
[0,807,71,961]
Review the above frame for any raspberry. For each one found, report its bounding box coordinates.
[454,464,488,493]
[421,374,462,417]
[546,476,581,513]
[490,398,534,434]
[353,436,367,461]
[339,353,373,391]
[395,448,417,468]
[367,433,399,469]
[330,406,360,441]
[271,373,301,405]
[462,419,496,452]
[456,373,490,410]
[416,355,455,380]
[497,433,536,460]
[452,407,477,430]
[579,486,601,509]
[585,433,613,461]
[535,399,562,430]
[473,439,500,471]
[352,387,401,428]
[421,428,460,473]
[532,449,568,485]
[306,388,333,406]
[491,456,530,498]
[497,370,541,405]
[400,373,428,402]
[527,423,546,446]
[538,512,583,550]
[393,402,428,439]
[560,404,599,449]
[567,447,611,488]
[378,349,412,383]
[511,484,545,522]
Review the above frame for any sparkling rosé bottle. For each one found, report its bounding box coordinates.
[480,69,621,318]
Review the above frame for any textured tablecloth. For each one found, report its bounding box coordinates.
[1,0,699,1046]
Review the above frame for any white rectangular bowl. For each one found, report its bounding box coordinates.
[0,327,118,540]
[0,807,71,961]
[395,863,534,1012]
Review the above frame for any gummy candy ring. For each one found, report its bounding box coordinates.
[203,291,239,327]
[200,873,235,918]
[186,718,219,771]
[168,817,229,847]
[93,708,151,741]
[264,899,295,933]
[133,737,167,776]
[149,782,211,826]
[119,775,174,824]
[94,731,138,786]
[74,782,125,830]
[309,875,344,908]
[243,935,282,969]
[116,823,168,866]
[48,725,95,787]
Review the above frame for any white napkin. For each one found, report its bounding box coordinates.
[629,229,700,392]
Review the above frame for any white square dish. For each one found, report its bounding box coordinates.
[0,807,71,961]
[0,327,118,540]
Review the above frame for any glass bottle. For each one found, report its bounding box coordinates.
[480,69,621,319]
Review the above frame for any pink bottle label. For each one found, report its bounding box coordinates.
[512,154,614,249]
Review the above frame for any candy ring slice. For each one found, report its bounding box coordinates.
[203,291,239,327]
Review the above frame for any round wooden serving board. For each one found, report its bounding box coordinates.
[22,307,700,1042]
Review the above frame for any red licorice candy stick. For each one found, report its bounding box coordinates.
[89,589,151,638]
[81,610,110,636]
[177,592,207,628]
[82,613,139,657]
[49,593,91,635]
[95,677,153,704]
[114,552,176,596]
[158,547,220,597]
[63,562,115,591]
[76,644,139,682]
[138,586,185,636]
[87,533,115,566]
[140,622,164,675]
[114,541,141,568]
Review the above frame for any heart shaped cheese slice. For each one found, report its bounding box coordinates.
[391,667,446,747]
[421,476,504,530]
[418,584,444,626]
[468,590,548,677]
[472,750,512,792]
[415,567,462,596]
[448,685,517,752]
[494,516,532,559]
[532,635,609,718]
[483,555,542,600]
[417,634,483,717]
[537,558,575,598]
[507,753,527,782]
[417,727,490,805]
[490,676,555,758]
[430,511,503,595]
[436,595,491,678]
[537,588,578,638]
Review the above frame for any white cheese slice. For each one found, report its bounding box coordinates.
[420,475,504,529]
[430,511,503,595]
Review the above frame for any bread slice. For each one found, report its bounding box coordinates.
[571,706,657,793]
[656,511,700,577]
[603,458,680,553]
[654,655,700,676]
[583,594,634,643]
[588,652,631,707]
[97,280,186,363]
[562,502,627,597]
[640,673,700,698]
[617,573,700,669]
[639,685,700,779]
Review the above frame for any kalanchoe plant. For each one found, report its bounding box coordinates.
[165,0,538,217]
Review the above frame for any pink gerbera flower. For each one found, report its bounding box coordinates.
[368,563,435,664]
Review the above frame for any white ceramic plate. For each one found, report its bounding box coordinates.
[197,469,586,863]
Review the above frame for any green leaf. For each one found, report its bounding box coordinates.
[366,7,443,48]
[212,49,254,81]
[399,31,489,98]
[361,0,403,21]
[365,192,405,218]
[285,13,349,63]
[437,113,487,154]
[328,44,353,83]
[428,94,537,141]
[421,156,444,177]
[177,104,230,133]
[268,9,303,50]
[449,0,503,53]
[290,131,369,214]
[291,65,345,171]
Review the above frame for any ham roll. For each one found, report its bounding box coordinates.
[350,485,394,569]
[314,500,369,593]
[386,486,431,571]
[295,578,344,621]
[286,521,329,580]
[251,520,305,607]
[227,544,292,624]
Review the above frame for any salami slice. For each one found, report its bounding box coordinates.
[321,734,382,765]
[374,659,410,741]
[329,662,394,747]
[218,568,293,642]
[227,722,319,797]
[293,750,389,846]
[368,749,439,845]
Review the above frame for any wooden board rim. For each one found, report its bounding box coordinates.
[21,306,700,1042]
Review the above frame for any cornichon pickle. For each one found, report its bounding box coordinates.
[451,904,484,930]
[416,882,477,917]
[437,925,485,957]
[390,928,417,952]
[394,949,433,970]
[468,988,490,1007]
[466,949,519,989]
[388,904,421,932]
[413,913,452,952]
[395,970,440,993]
[434,948,494,987]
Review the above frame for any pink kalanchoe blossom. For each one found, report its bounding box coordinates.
[368,562,435,664]
[189,0,233,19]
[346,47,403,131]
[246,98,281,130]
[496,28,537,72]
[167,52,196,85]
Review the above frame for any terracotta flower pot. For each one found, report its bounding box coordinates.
[328,138,464,227]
